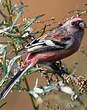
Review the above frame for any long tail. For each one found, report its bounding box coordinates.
[0,60,37,100]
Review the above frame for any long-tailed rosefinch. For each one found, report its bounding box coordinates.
[0,17,86,99]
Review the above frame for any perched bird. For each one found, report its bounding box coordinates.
[0,17,86,99]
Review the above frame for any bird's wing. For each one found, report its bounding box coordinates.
[26,26,68,47]
[41,26,69,41]
[26,36,74,54]
[25,25,74,54]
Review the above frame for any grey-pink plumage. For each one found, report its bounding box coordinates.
[0,17,86,100]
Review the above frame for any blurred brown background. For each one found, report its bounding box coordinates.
[1,0,87,110]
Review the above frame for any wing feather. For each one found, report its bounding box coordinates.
[26,26,74,54]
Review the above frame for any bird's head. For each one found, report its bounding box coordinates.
[63,18,86,33]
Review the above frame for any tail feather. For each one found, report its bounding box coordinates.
[0,62,35,100]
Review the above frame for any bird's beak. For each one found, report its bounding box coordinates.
[79,22,87,29]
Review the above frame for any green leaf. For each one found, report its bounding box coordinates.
[0,44,7,55]
[12,37,23,47]
[2,50,7,75]
[0,102,7,108]
[1,3,9,8]
[10,12,22,31]
[20,14,45,32]
[7,55,21,74]
[0,44,7,75]
[4,32,21,38]
[0,26,12,34]
[0,55,21,87]
[26,68,42,75]
[0,75,8,86]
[0,0,2,4]
[0,62,2,68]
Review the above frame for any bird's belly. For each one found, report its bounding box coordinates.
[37,42,80,63]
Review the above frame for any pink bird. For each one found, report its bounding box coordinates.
[0,17,86,99]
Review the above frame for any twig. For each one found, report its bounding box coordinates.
[5,0,12,24]
[11,42,18,55]
[0,10,8,21]
[24,77,39,110]
[39,25,47,37]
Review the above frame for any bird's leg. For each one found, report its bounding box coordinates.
[56,61,69,75]
[48,62,64,81]
[40,61,68,83]
[48,61,68,82]
[41,68,55,84]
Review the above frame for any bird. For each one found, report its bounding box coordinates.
[0,17,86,100]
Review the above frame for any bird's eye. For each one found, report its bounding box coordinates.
[71,20,82,26]
[71,20,85,29]
[71,21,76,25]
